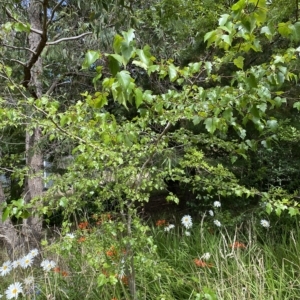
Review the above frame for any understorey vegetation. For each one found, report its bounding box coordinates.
[1,0,300,299]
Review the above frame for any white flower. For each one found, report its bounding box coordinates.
[181,215,193,229]
[66,233,75,239]
[185,231,191,236]
[164,224,175,232]
[208,210,214,216]
[260,219,270,228]
[28,248,39,258]
[12,259,22,269]
[41,259,56,272]
[214,220,221,227]
[213,201,221,208]
[21,255,33,269]
[5,282,23,299]
[24,276,34,285]
[0,261,12,276]
[201,252,211,260]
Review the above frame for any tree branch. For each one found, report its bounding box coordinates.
[1,43,36,55]
[5,7,43,35]
[46,32,92,45]
[10,59,26,67]
[47,0,65,26]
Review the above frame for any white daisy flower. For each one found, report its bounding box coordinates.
[5,282,23,299]
[164,224,175,232]
[208,210,214,216]
[0,261,12,276]
[41,259,56,272]
[260,219,270,228]
[185,231,191,236]
[28,248,39,258]
[21,255,33,269]
[181,215,193,229]
[213,201,221,208]
[66,233,75,239]
[201,252,211,260]
[214,220,221,227]
[12,259,22,269]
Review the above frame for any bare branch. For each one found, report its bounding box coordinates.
[10,59,26,67]
[1,43,36,55]
[47,0,65,26]
[46,32,92,45]
[5,7,43,35]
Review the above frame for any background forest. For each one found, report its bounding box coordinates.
[1,0,300,299]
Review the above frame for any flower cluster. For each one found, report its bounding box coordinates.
[193,258,213,268]
[164,224,175,232]
[0,248,39,276]
[156,219,167,226]
[230,241,246,249]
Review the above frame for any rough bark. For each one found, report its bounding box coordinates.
[21,0,46,245]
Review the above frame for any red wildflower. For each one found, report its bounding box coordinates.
[53,267,60,273]
[78,221,88,230]
[61,271,68,277]
[77,236,86,243]
[193,259,213,268]
[106,246,118,258]
[156,219,167,226]
[230,242,246,249]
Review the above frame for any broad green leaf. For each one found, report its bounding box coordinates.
[108,55,121,76]
[204,117,218,134]
[82,50,100,70]
[2,207,10,222]
[135,87,143,108]
[232,0,246,11]
[14,22,30,33]
[278,22,292,38]
[233,56,244,69]
[116,70,132,90]
[267,119,278,130]
[168,64,177,82]
[113,34,123,53]
[219,14,230,26]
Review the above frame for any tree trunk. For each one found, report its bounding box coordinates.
[21,0,45,246]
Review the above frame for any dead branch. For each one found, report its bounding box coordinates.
[46,32,92,45]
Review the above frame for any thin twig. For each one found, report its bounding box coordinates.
[47,0,65,26]
[46,32,92,45]
[1,43,36,54]
[5,7,43,35]
[10,59,26,67]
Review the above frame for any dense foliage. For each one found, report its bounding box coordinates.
[1,0,300,298]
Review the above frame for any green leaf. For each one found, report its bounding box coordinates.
[2,207,10,222]
[219,14,230,26]
[82,50,100,70]
[168,64,178,82]
[113,34,123,53]
[278,22,292,38]
[135,87,143,108]
[293,101,300,110]
[116,70,132,90]
[267,119,278,130]
[233,56,244,69]
[14,22,30,33]
[232,0,246,11]
[108,55,121,76]
[204,117,218,134]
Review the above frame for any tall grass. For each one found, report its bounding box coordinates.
[1,216,300,299]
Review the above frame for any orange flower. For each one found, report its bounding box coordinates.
[230,242,246,249]
[193,259,213,268]
[106,246,118,258]
[77,236,86,243]
[78,221,88,230]
[121,276,129,285]
[156,219,167,226]
[61,271,68,277]
[53,267,60,273]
